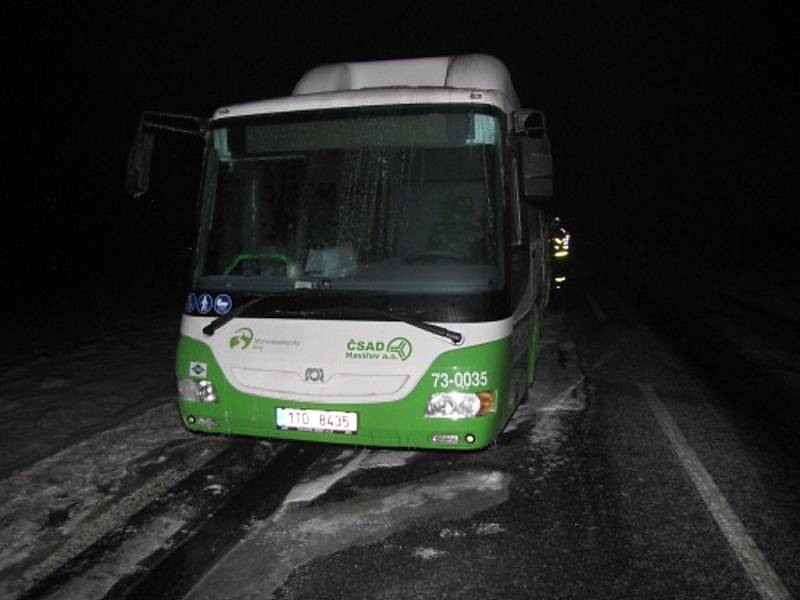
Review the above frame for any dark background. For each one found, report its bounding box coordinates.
[6,3,797,319]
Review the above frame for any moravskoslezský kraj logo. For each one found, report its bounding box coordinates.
[229,327,254,350]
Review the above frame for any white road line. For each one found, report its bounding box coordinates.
[585,292,608,321]
[638,382,792,600]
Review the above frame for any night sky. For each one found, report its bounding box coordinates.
[8,3,797,315]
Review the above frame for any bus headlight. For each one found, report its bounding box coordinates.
[177,378,218,403]
[425,391,494,419]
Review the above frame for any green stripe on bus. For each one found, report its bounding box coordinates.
[176,335,514,450]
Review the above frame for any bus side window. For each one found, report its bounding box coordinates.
[510,156,529,305]
[529,207,545,302]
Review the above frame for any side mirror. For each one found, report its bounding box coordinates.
[520,137,553,199]
[124,112,208,199]
[125,129,155,198]
[513,109,547,137]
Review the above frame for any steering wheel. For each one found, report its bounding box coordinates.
[223,252,290,276]
[405,249,465,264]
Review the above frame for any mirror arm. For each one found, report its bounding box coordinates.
[139,111,208,137]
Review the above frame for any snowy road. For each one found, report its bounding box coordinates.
[2,267,799,599]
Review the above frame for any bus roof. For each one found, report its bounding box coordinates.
[293,54,519,107]
[211,54,520,122]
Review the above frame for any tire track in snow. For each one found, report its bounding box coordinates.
[185,469,510,600]
[0,403,230,599]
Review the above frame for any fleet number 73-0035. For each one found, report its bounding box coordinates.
[431,371,489,389]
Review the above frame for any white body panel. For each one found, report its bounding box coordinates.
[212,54,519,122]
[181,316,512,404]
[212,88,513,122]
[187,54,536,410]
[292,54,520,107]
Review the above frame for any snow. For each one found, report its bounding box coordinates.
[413,547,447,560]
[43,514,186,600]
[186,468,511,600]
[500,311,604,484]
[0,298,585,599]
[204,483,227,495]
[283,449,419,505]
[439,527,467,539]
[360,450,418,469]
[0,313,178,478]
[475,522,506,536]
[0,402,230,598]
[505,315,587,438]
[0,307,235,599]
[283,449,368,505]
[0,304,444,599]
[1,269,796,599]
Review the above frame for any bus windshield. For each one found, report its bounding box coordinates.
[194,106,506,299]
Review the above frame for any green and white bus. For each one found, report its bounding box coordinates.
[127,54,554,449]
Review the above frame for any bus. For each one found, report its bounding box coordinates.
[127,54,554,449]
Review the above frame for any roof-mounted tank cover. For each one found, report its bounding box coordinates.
[292,54,520,107]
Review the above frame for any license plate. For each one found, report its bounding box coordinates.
[275,408,358,434]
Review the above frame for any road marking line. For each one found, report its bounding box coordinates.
[638,382,792,600]
[585,292,608,321]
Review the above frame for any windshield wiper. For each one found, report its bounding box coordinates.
[378,309,463,344]
[201,294,462,344]
[201,289,386,337]
[270,306,463,345]
[202,294,274,336]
